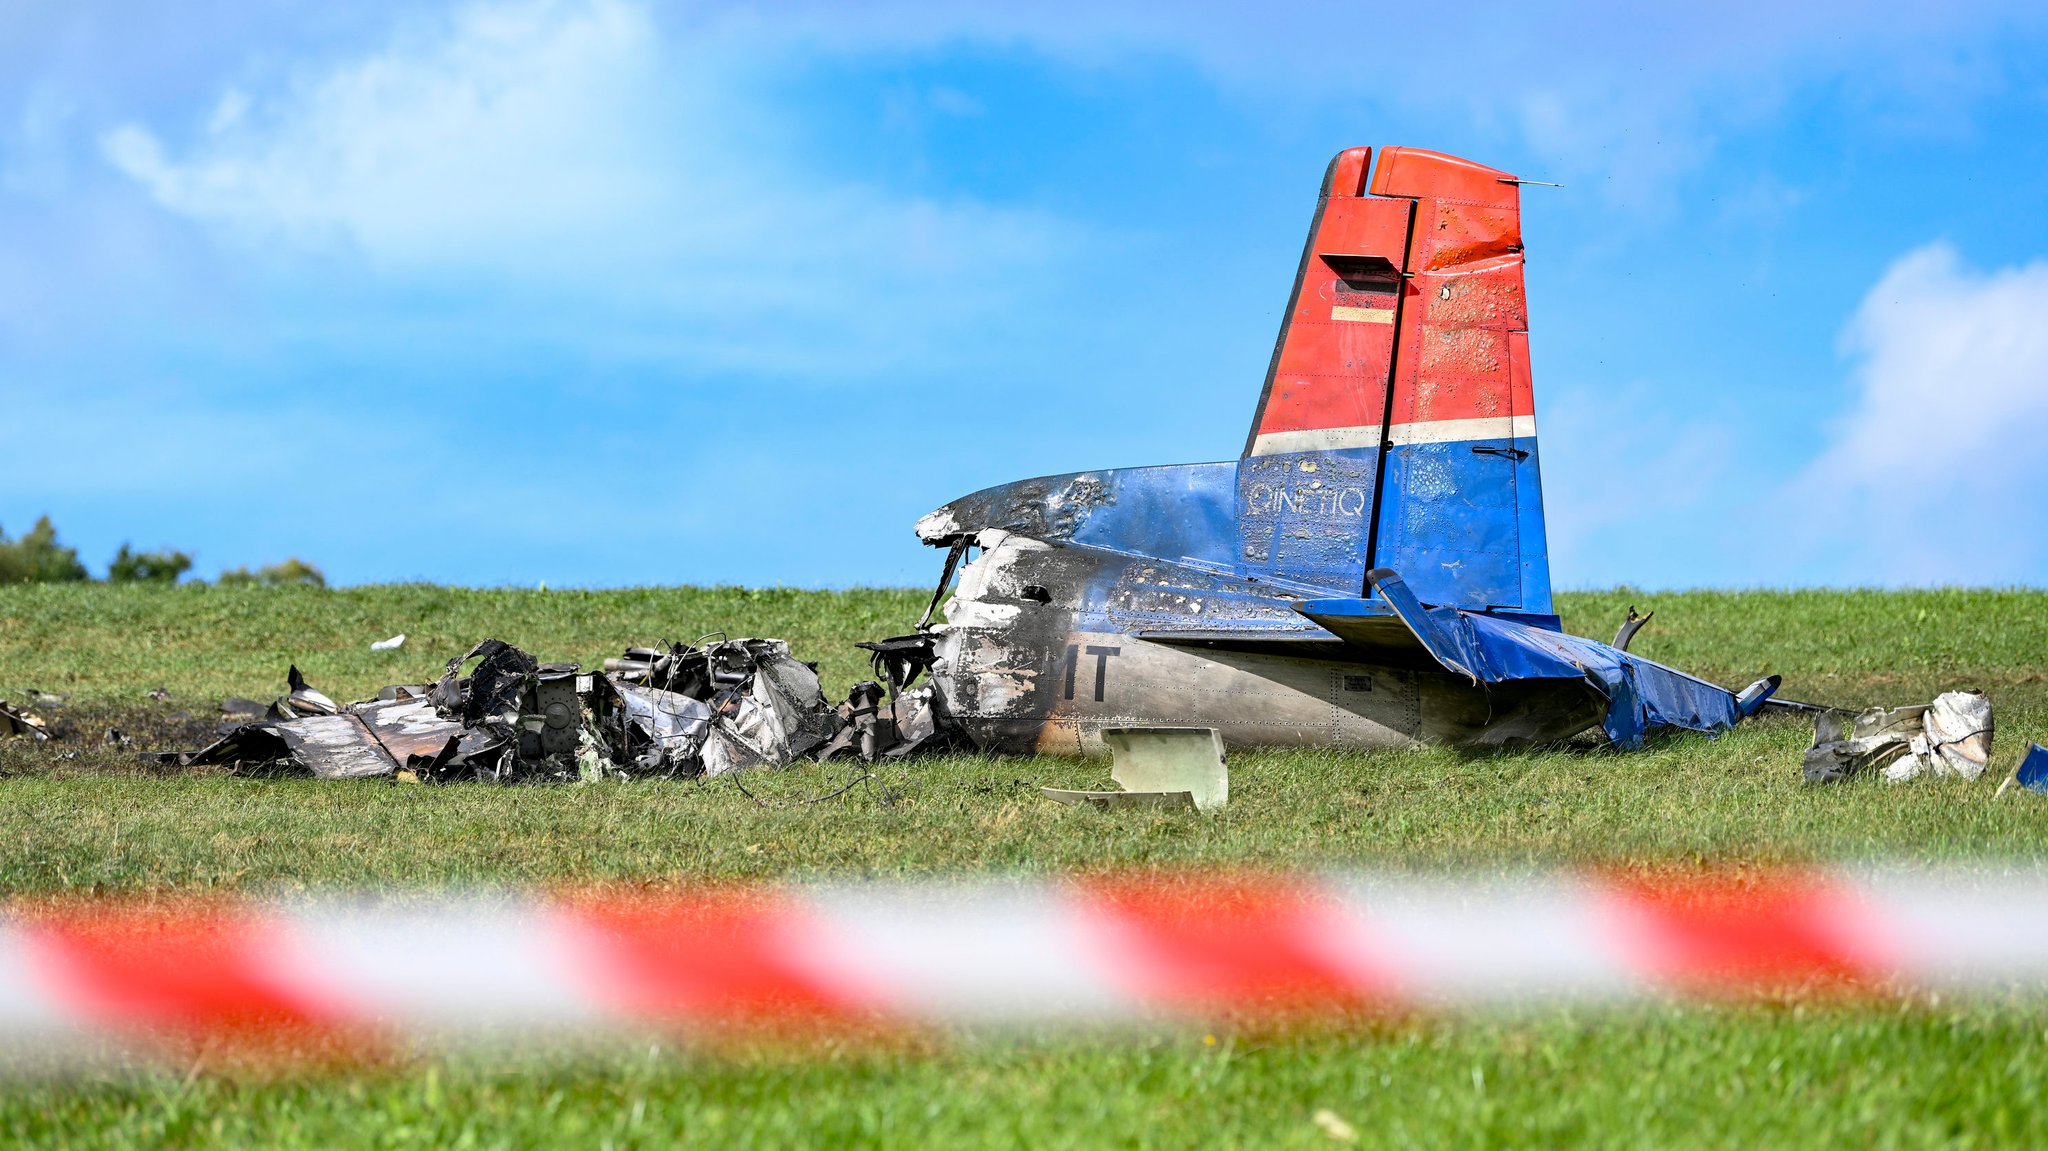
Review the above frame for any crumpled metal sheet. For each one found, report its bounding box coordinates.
[177,654,525,779]
[611,683,711,773]
[165,723,290,769]
[817,681,887,762]
[1905,691,1995,781]
[881,684,948,758]
[1804,691,1993,784]
[853,633,965,760]
[272,713,397,780]
[355,697,469,765]
[435,639,538,729]
[753,653,838,756]
[182,695,460,780]
[284,665,340,717]
[697,642,838,778]
[1360,568,1746,749]
[1802,704,1925,783]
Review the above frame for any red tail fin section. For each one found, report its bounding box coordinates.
[1366,147,1529,449]
[1242,147,1550,614]
[1242,147,1413,456]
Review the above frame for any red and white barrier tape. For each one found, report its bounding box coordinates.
[5,867,2048,1063]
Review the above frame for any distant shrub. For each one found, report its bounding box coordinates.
[108,544,195,584]
[0,515,330,588]
[218,558,327,588]
[0,517,90,584]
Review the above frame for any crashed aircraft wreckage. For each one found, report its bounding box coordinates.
[169,638,936,782]
[152,145,1789,778]
[875,145,1786,755]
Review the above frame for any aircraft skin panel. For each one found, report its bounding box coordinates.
[1370,147,1544,613]
[1371,437,1531,610]
[1235,448,1379,591]
[911,433,1538,612]
[916,454,1387,596]
[1021,631,1422,757]
[915,461,1246,575]
[1507,331,1554,611]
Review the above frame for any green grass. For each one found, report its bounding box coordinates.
[0,582,927,708]
[3,583,2048,1147]
[7,717,2048,893]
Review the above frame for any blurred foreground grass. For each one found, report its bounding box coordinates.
[11,1005,2048,1150]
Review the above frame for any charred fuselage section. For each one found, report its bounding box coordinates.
[907,467,1607,756]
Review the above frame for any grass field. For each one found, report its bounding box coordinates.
[3,583,2047,1147]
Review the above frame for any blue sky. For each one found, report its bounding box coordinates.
[4,0,2047,589]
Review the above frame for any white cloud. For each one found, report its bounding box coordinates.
[1783,243,2048,583]
[101,0,677,267]
[101,0,2046,275]
[96,0,1070,376]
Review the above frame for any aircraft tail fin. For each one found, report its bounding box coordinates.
[1241,147,1551,615]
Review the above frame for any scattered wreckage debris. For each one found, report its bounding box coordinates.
[1043,727,1229,813]
[845,634,965,760]
[370,634,406,652]
[1803,691,1993,784]
[284,665,339,717]
[600,636,845,777]
[1611,606,1654,653]
[2001,743,2048,796]
[163,635,941,784]
[0,701,50,742]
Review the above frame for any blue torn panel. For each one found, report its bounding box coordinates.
[2017,744,2048,792]
[1303,569,1752,750]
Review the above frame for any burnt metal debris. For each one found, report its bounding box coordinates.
[1611,607,1654,653]
[164,636,938,783]
[0,700,50,741]
[1803,691,1994,785]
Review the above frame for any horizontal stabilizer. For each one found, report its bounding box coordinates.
[1288,597,1459,669]
[1307,569,1746,749]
